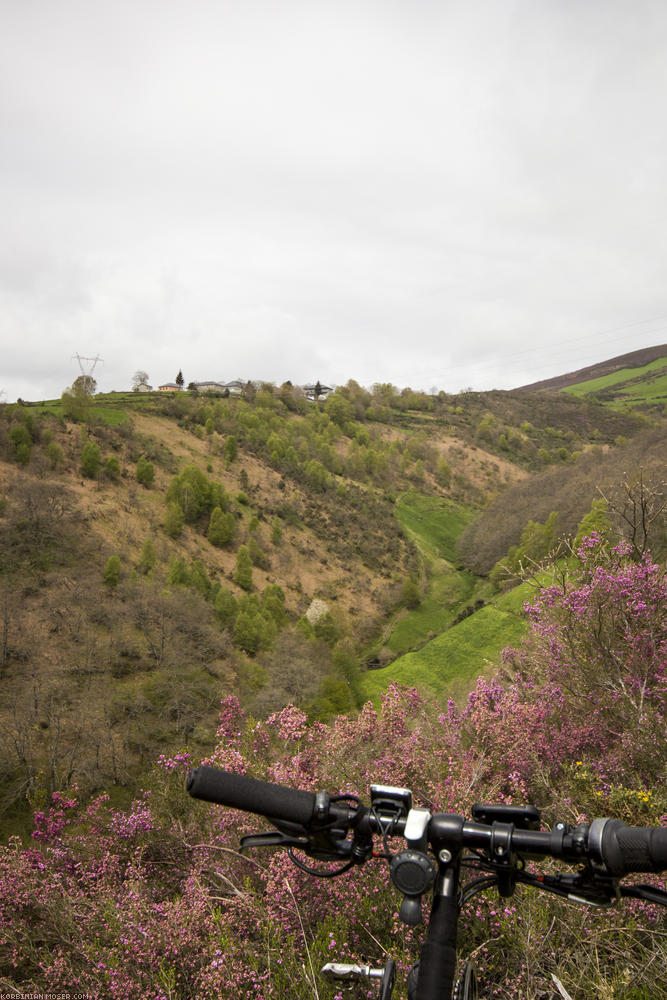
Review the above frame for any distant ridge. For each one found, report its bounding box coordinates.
[516,344,667,391]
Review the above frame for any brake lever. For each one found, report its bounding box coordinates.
[530,871,619,908]
[241,831,310,852]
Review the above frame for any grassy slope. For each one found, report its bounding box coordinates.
[563,355,667,404]
[383,491,477,655]
[394,490,475,563]
[359,490,531,703]
[359,600,527,704]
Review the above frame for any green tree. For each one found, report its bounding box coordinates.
[166,465,214,522]
[80,442,101,479]
[61,384,92,422]
[138,538,156,575]
[435,458,451,488]
[324,392,354,427]
[103,555,121,587]
[490,511,560,588]
[234,545,253,591]
[189,560,211,598]
[248,535,270,570]
[224,435,238,463]
[573,499,612,552]
[9,425,32,466]
[233,610,263,654]
[167,557,189,586]
[313,611,339,646]
[45,441,64,471]
[271,519,283,545]
[233,608,276,654]
[72,374,96,396]
[104,456,120,480]
[164,502,184,539]
[519,511,559,562]
[305,459,330,492]
[175,369,184,388]
[262,583,287,626]
[208,506,236,548]
[136,456,155,488]
[214,588,238,630]
[400,578,422,610]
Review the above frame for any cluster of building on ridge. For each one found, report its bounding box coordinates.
[154,378,333,401]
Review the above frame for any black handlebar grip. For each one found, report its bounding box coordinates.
[187,765,317,826]
[600,819,667,876]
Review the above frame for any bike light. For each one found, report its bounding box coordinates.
[391,849,437,895]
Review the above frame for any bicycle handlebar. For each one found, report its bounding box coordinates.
[187,765,318,826]
[187,765,667,877]
[590,817,667,877]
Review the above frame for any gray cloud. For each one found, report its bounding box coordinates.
[2,0,667,401]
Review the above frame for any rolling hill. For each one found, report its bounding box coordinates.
[0,357,664,833]
[517,342,667,400]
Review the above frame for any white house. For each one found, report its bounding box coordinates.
[303,382,333,401]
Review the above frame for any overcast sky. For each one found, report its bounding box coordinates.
[2,0,667,402]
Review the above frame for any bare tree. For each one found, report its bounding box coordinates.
[599,471,666,559]
[132,370,150,391]
[72,374,97,395]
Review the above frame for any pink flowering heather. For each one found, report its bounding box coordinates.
[0,537,664,997]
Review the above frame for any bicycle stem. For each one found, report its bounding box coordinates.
[415,849,461,1000]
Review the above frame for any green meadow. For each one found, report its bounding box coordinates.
[359,598,528,704]
[360,490,531,703]
[384,491,480,655]
[564,356,667,405]
[395,490,476,563]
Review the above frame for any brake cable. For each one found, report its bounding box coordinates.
[286,793,365,879]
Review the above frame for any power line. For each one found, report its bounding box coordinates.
[405,320,667,385]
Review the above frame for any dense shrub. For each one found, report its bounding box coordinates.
[136,455,155,487]
[207,505,236,547]
[103,554,121,587]
[166,465,226,523]
[234,545,253,591]
[472,428,665,573]
[164,501,185,539]
[80,441,101,479]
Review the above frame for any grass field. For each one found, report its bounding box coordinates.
[359,491,530,703]
[361,488,538,703]
[359,601,527,704]
[386,566,478,655]
[27,392,155,425]
[564,356,667,403]
[617,371,667,405]
[379,491,479,657]
[395,490,475,563]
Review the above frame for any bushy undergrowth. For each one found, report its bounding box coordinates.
[1,538,665,998]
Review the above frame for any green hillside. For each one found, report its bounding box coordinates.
[1,370,664,834]
[360,598,527,703]
[372,491,480,658]
[395,490,476,562]
[564,355,667,406]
